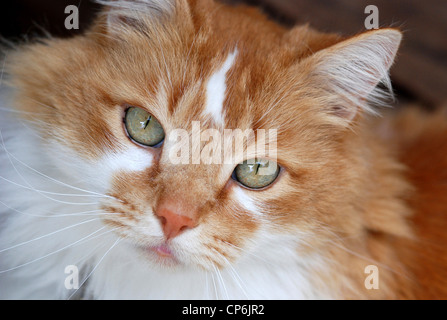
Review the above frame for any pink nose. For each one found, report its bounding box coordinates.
[155,205,196,240]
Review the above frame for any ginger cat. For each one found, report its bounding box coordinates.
[0,0,446,299]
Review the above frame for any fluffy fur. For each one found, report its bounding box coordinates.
[0,0,446,299]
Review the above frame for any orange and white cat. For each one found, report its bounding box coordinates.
[0,0,446,299]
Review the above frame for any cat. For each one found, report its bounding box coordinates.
[0,0,446,299]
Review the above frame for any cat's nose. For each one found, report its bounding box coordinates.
[155,204,196,240]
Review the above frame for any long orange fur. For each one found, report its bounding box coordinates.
[3,0,447,299]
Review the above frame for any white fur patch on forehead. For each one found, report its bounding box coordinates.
[204,50,238,126]
[232,186,262,216]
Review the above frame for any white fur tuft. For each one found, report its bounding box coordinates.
[307,29,402,119]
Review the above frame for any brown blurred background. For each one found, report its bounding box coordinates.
[1,0,446,108]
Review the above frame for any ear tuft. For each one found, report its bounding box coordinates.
[303,29,402,122]
[96,0,175,32]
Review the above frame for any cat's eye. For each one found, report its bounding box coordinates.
[124,107,165,147]
[233,158,280,189]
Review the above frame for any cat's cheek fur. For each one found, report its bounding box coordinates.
[46,138,155,192]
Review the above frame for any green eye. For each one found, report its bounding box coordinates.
[233,158,280,189]
[124,107,165,147]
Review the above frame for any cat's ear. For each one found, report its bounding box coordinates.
[300,28,402,122]
[96,0,176,33]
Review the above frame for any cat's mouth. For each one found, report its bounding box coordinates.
[138,242,181,267]
[149,244,174,258]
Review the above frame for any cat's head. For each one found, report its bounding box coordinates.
[5,0,404,271]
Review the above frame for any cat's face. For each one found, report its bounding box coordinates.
[6,0,402,271]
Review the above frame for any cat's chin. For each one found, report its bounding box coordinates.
[132,241,215,272]
[136,242,184,270]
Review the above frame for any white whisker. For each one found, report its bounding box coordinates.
[213,263,229,300]
[204,271,210,299]
[328,233,414,282]
[0,107,53,116]
[0,174,106,199]
[0,175,98,205]
[214,251,249,299]
[0,200,120,218]
[220,240,276,267]
[210,269,219,300]
[68,237,122,300]
[0,226,107,274]
[26,97,57,111]
[19,120,51,140]
[0,218,100,253]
